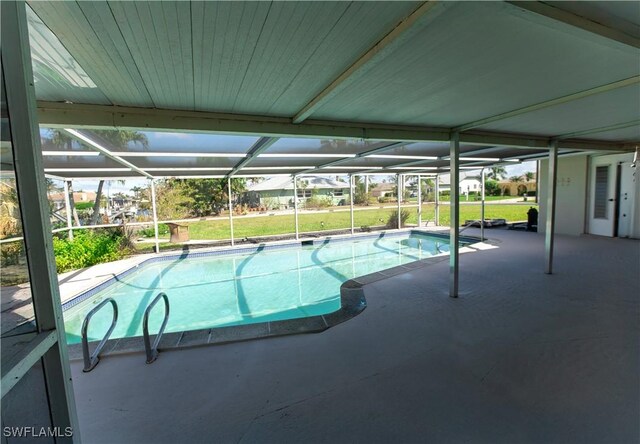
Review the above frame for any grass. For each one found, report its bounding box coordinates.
[134,203,536,249]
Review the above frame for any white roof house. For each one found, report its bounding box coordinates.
[437,173,482,193]
[246,175,347,192]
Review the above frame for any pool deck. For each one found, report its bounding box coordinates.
[64,228,639,444]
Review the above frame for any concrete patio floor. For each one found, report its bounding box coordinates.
[70,229,639,444]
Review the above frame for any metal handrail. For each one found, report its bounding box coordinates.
[81,298,118,372]
[143,292,170,364]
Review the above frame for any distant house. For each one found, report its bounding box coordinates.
[243,176,350,210]
[370,182,395,198]
[498,177,537,196]
[48,191,96,210]
[438,173,482,194]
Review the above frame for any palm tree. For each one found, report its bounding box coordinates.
[509,175,523,183]
[48,129,148,225]
[49,130,81,225]
[488,166,507,180]
[524,171,535,181]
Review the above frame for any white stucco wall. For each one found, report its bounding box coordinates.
[538,155,588,236]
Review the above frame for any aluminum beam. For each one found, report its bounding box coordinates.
[1,0,79,438]
[293,176,299,240]
[545,140,559,274]
[293,1,443,123]
[150,179,160,253]
[397,174,402,229]
[480,168,486,242]
[63,128,154,178]
[449,132,460,298]
[228,177,234,245]
[296,142,407,175]
[350,175,355,235]
[417,175,422,227]
[435,174,440,226]
[63,180,73,240]
[506,1,640,50]
[227,137,278,177]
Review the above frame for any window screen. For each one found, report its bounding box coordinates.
[593,166,608,219]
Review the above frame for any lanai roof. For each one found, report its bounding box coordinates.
[4,1,638,179]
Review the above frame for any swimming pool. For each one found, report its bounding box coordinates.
[63,231,458,344]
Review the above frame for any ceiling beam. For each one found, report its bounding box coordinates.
[505,1,640,50]
[454,76,640,132]
[62,129,154,179]
[292,1,444,124]
[226,137,279,177]
[38,101,450,143]
[459,130,628,152]
[38,102,631,152]
[554,119,640,141]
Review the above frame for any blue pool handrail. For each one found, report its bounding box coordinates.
[143,292,170,364]
[81,298,118,372]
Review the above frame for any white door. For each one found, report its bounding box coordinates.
[588,156,617,236]
[617,155,636,238]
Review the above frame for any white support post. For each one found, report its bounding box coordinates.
[397,174,402,229]
[350,175,355,235]
[150,179,160,253]
[450,132,460,298]
[1,0,79,438]
[228,177,234,246]
[545,140,559,274]
[417,174,422,227]
[435,174,440,226]
[293,176,299,240]
[63,180,73,240]
[480,168,486,242]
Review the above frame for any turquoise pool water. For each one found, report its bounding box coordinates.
[63,232,452,344]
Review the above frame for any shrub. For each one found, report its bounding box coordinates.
[386,209,410,229]
[378,196,392,203]
[0,241,23,266]
[74,202,93,211]
[138,224,169,238]
[305,195,332,209]
[52,230,125,273]
[353,188,371,205]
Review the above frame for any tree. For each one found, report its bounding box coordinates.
[509,175,523,183]
[420,178,435,202]
[524,171,535,181]
[48,129,149,224]
[48,130,81,225]
[352,176,372,205]
[484,179,499,196]
[177,178,246,216]
[88,131,148,224]
[487,166,507,180]
[154,181,193,220]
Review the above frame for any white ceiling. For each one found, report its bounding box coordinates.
[20,1,640,179]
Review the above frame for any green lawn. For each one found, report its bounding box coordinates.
[137,203,536,248]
